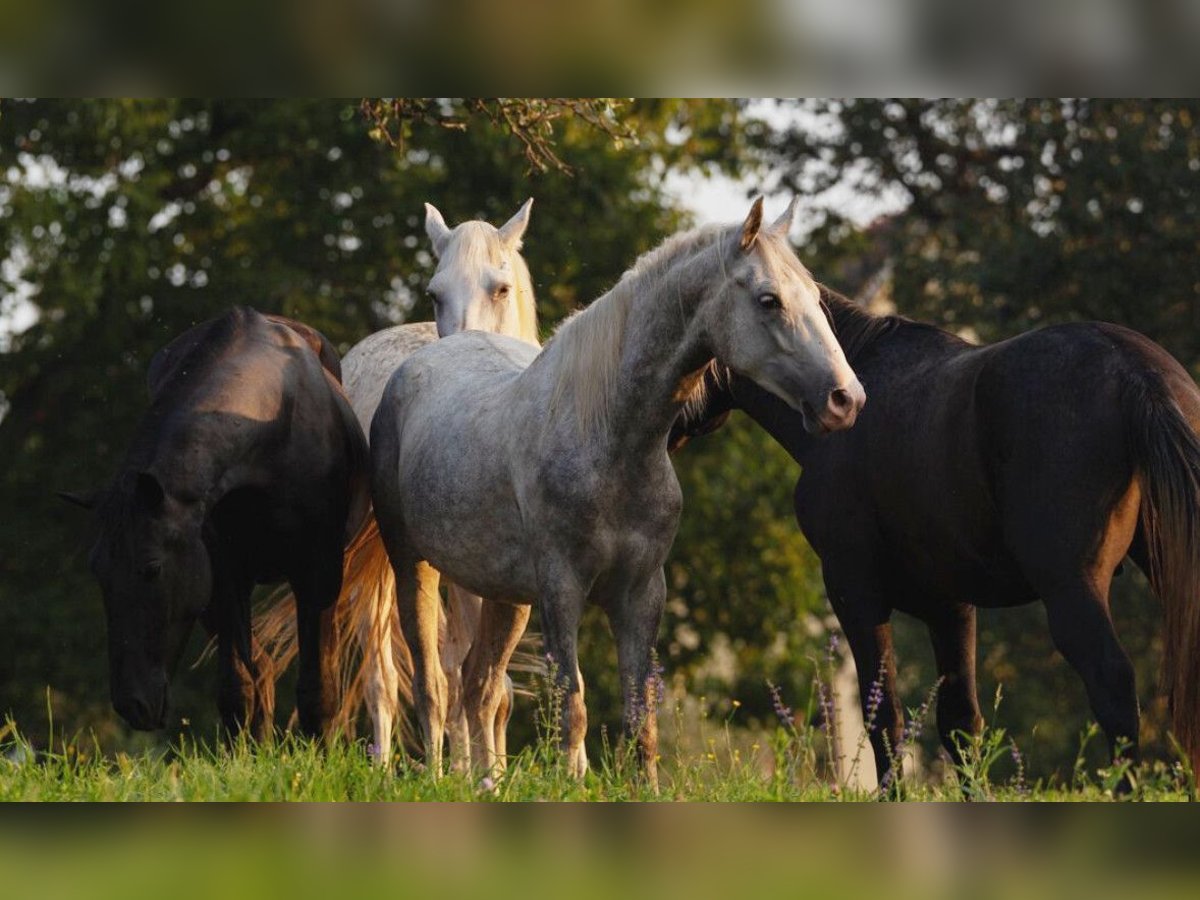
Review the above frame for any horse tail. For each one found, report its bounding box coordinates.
[251,513,418,746]
[1128,378,1200,772]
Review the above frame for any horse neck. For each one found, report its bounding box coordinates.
[585,237,726,454]
[730,374,813,464]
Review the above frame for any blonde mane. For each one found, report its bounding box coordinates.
[442,221,540,345]
[546,223,808,436]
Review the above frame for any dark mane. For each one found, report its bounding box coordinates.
[818,284,966,363]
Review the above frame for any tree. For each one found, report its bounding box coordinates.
[765,99,1200,364]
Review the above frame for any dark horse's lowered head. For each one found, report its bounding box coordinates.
[62,308,368,735]
[675,285,1200,789]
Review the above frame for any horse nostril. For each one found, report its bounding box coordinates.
[829,388,853,415]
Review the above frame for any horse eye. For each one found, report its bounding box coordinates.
[494,284,511,299]
[757,292,782,310]
[426,290,440,307]
[139,561,163,581]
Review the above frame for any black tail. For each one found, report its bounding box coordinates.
[1128,380,1200,771]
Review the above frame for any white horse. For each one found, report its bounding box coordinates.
[371,198,866,786]
[254,200,539,765]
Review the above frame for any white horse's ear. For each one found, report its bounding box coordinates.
[424,203,452,257]
[739,196,765,253]
[498,198,533,250]
[770,197,800,239]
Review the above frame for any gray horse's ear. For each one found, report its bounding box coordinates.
[498,198,533,250]
[424,203,452,257]
[770,197,800,239]
[58,489,99,510]
[740,196,765,253]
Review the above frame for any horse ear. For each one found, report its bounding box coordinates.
[135,471,165,512]
[739,196,765,253]
[58,489,99,510]
[498,198,533,250]
[769,197,800,239]
[424,203,452,257]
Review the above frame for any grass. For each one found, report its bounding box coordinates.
[1,670,1194,800]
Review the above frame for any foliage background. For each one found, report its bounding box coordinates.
[2,99,1197,781]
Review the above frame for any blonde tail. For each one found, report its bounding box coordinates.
[251,514,417,754]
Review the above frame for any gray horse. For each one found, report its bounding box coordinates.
[371,199,865,786]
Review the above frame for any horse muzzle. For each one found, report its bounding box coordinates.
[113,676,169,731]
[800,379,866,434]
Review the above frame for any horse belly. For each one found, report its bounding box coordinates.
[890,544,1037,613]
[399,463,537,603]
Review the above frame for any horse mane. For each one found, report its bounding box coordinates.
[545,224,720,435]
[546,223,804,435]
[443,221,540,345]
[817,286,902,362]
[513,253,538,344]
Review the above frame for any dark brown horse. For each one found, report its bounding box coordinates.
[675,287,1200,785]
[62,308,369,738]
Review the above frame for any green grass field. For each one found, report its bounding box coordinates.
[3,693,1193,801]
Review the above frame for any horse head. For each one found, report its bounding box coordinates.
[703,198,864,434]
[423,199,538,343]
[66,470,210,730]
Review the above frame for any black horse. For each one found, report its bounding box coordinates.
[62,308,369,738]
[675,287,1200,784]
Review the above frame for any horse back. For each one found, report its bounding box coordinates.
[341,321,439,434]
[975,322,1200,459]
[968,323,1200,584]
[264,314,343,383]
[144,308,367,543]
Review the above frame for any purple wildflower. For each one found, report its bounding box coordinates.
[1011,742,1028,795]
[649,657,667,711]
[864,677,885,732]
[768,681,794,729]
[815,676,834,739]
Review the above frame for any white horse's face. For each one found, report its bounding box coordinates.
[707,199,864,434]
[424,200,532,340]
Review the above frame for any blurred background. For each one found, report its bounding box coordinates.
[2,98,1199,785]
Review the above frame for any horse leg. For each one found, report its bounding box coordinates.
[495,674,515,763]
[393,557,447,776]
[1006,469,1142,782]
[292,549,344,740]
[1041,583,1139,768]
[214,622,252,740]
[461,599,531,774]
[204,552,260,741]
[537,574,589,778]
[443,582,482,772]
[925,603,984,773]
[826,579,904,792]
[606,569,667,792]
